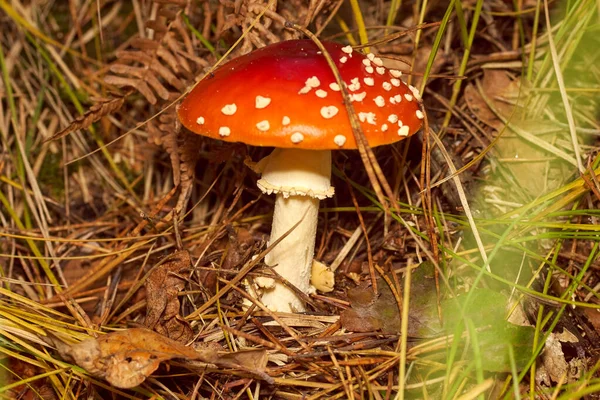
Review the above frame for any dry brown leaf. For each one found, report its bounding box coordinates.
[464,83,503,131]
[464,70,522,131]
[58,328,204,388]
[537,330,582,385]
[144,250,193,342]
[57,328,272,388]
[582,308,600,334]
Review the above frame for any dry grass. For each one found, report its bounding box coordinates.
[1,0,599,399]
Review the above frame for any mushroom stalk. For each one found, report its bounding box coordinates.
[256,148,333,312]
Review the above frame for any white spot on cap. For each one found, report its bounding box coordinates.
[390,78,401,87]
[362,59,371,67]
[372,57,383,67]
[398,125,410,136]
[374,96,385,107]
[316,89,328,98]
[334,135,347,147]
[365,66,374,74]
[382,82,392,91]
[299,76,321,94]
[329,82,340,91]
[350,92,367,102]
[306,76,321,88]
[219,126,231,137]
[358,112,377,125]
[321,106,339,119]
[390,69,402,78]
[255,96,271,109]
[381,123,388,132]
[404,93,414,102]
[196,116,205,125]
[291,132,304,143]
[388,114,399,123]
[363,77,375,86]
[390,94,402,104]
[367,53,375,61]
[340,56,348,63]
[256,120,270,131]
[282,116,291,125]
[416,110,424,119]
[409,85,422,101]
[221,104,237,115]
[342,45,353,55]
[376,67,386,75]
[348,78,361,91]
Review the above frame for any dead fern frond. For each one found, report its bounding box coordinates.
[46,95,127,142]
[105,6,207,104]
[99,1,211,214]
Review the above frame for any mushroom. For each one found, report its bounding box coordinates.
[177,40,423,312]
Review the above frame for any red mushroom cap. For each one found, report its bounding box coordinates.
[178,40,423,149]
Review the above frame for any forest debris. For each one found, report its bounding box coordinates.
[537,330,582,385]
[217,349,269,372]
[582,308,600,334]
[310,260,334,293]
[57,328,272,388]
[340,279,400,333]
[144,250,193,343]
[4,357,57,399]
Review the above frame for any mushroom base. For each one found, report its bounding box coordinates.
[260,194,320,312]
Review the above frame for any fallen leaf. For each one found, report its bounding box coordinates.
[466,70,572,196]
[464,83,503,131]
[341,280,398,333]
[474,324,536,373]
[442,288,508,328]
[341,266,442,336]
[406,262,444,337]
[144,250,193,342]
[465,70,523,131]
[582,307,600,333]
[442,288,536,372]
[57,328,272,388]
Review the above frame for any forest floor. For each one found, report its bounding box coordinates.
[1,0,600,399]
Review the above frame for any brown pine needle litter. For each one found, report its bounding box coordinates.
[1,0,600,399]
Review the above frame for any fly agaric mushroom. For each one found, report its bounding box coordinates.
[178,40,423,312]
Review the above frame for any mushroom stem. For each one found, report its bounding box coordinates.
[260,194,320,312]
[256,148,333,312]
